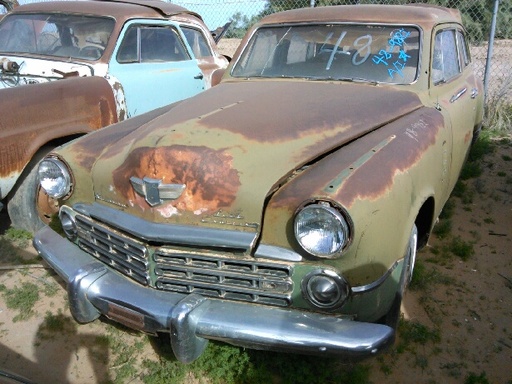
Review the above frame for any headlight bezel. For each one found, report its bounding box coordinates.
[301,268,350,310]
[293,200,353,259]
[38,156,73,199]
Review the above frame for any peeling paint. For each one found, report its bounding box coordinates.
[111,145,241,213]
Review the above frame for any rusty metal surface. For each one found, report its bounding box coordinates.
[0,76,117,199]
[6,0,218,66]
[258,4,461,28]
[56,80,423,231]
[0,0,17,12]
[11,0,194,21]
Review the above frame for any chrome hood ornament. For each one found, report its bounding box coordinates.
[130,176,185,207]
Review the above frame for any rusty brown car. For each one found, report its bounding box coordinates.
[33,4,484,363]
[0,0,229,231]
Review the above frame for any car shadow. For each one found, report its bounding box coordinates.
[0,315,113,384]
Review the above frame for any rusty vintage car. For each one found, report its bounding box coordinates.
[0,0,18,17]
[0,0,228,231]
[33,4,484,362]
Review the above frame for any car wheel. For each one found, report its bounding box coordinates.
[380,224,418,330]
[7,149,53,233]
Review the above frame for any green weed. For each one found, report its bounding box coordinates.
[2,282,40,322]
[410,260,455,290]
[448,237,474,261]
[441,361,466,378]
[465,371,490,384]
[432,219,452,239]
[439,198,456,220]
[142,339,371,384]
[37,310,77,340]
[397,318,440,350]
[3,227,32,248]
[460,161,482,180]
[468,131,495,162]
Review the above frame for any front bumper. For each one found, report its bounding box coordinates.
[34,225,395,363]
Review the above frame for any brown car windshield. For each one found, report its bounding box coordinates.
[0,13,115,60]
[232,24,420,84]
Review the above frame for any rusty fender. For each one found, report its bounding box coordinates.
[0,76,118,200]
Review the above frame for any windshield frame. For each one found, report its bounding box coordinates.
[231,22,423,85]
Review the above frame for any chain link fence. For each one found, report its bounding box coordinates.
[175,0,512,106]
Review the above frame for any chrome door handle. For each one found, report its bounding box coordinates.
[450,87,467,103]
[194,73,204,80]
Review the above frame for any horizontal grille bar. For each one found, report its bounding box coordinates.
[75,215,150,285]
[154,249,292,306]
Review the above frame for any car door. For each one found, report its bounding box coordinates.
[429,26,480,191]
[109,20,205,118]
[181,25,228,88]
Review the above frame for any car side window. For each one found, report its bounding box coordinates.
[181,26,213,58]
[456,30,470,69]
[432,29,460,85]
[117,25,191,63]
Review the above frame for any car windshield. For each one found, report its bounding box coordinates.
[0,13,115,60]
[232,24,420,84]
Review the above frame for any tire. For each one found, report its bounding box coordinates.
[7,149,52,233]
[380,224,418,330]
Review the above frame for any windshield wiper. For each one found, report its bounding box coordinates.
[306,76,379,85]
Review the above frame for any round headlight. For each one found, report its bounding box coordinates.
[302,269,349,310]
[294,203,350,258]
[38,158,71,199]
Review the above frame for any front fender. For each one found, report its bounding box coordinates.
[260,106,449,287]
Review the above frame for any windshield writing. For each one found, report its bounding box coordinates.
[232,24,420,84]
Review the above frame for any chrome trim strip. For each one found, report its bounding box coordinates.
[351,260,401,294]
[254,244,303,262]
[72,203,257,251]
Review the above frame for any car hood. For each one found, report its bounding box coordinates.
[84,80,422,231]
[0,55,95,88]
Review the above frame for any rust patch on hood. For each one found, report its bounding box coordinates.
[267,108,444,210]
[112,145,240,212]
[72,104,176,171]
[183,81,422,145]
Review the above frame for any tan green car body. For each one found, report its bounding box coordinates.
[34,4,484,362]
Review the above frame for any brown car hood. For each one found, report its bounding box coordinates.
[87,80,422,231]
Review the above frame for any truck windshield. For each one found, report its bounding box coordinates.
[0,13,115,60]
[232,24,420,84]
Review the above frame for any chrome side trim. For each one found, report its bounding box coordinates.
[351,260,401,294]
[72,203,257,251]
[254,244,303,262]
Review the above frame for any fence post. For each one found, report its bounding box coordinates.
[310,0,315,7]
[484,0,500,104]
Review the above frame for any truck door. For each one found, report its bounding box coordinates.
[109,20,205,117]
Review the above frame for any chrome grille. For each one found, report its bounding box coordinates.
[154,249,293,307]
[75,215,150,285]
[73,213,293,307]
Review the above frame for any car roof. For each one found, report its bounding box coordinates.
[10,0,202,21]
[258,4,462,29]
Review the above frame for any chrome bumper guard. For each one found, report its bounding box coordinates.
[34,226,395,363]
